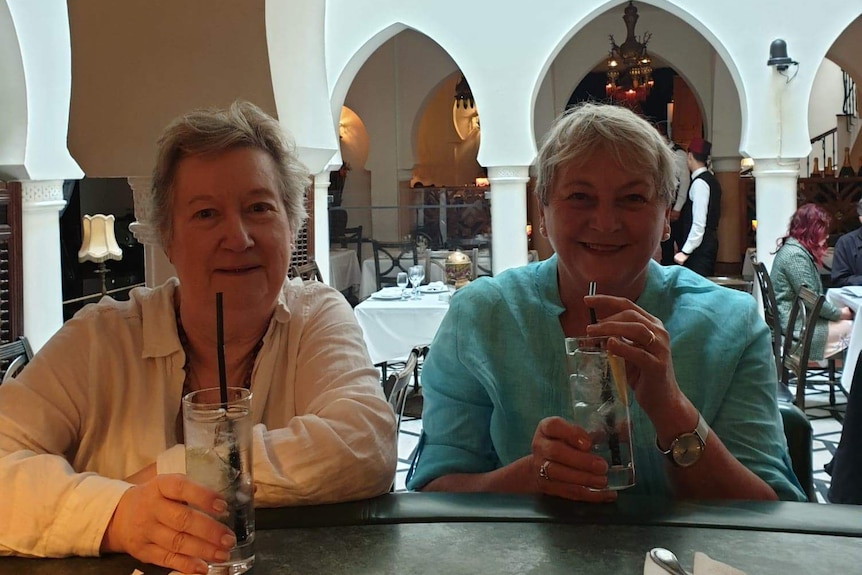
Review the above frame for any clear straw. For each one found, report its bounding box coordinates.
[588,281,598,325]
[216,292,228,405]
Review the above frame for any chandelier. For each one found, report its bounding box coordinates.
[605,1,653,103]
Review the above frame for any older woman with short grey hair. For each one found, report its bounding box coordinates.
[0,101,396,574]
[408,102,805,503]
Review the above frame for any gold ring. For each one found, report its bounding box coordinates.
[539,460,551,481]
[646,329,656,346]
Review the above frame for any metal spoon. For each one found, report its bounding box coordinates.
[649,548,693,575]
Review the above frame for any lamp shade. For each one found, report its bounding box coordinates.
[78,214,123,263]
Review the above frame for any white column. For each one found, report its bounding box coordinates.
[127,177,175,287]
[752,158,800,271]
[20,180,66,352]
[312,171,331,283]
[487,166,530,274]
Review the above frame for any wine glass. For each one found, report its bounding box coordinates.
[396,272,409,299]
[408,265,425,300]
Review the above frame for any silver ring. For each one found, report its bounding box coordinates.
[646,329,656,347]
[539,460,551,481]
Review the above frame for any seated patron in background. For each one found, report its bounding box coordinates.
[407,103,804,502]
[831,198,862,287]
[0,102,396,573]
[771,203,853,360]
[673,137,721,276]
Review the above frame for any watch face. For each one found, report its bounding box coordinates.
[671,433,705,467]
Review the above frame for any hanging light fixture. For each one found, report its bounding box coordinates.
[605,1,654,104]
[454,73,475,109]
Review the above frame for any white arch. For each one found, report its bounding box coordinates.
[0,0,81,180]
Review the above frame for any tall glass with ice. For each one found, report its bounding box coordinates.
[565,336,635,490]
[183,387,255,574]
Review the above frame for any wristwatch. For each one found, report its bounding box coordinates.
[655,413,709,467]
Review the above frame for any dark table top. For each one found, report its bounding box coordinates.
[2,493,860,574]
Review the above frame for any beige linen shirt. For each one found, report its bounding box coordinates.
[0,278,396,558]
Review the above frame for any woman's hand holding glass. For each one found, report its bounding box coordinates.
[526,416,617,503]
[583,294,681,421]
[101,474,236,575]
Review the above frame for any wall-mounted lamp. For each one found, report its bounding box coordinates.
[767,39,798,81]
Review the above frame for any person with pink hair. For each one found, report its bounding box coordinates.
[771,203,853,359]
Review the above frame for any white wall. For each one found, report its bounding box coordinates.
[806,59,847,175]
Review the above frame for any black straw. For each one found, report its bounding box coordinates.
[588,281,598,325]
[215,291,250,543]
[588,281,621,467]
[216,292,228,405]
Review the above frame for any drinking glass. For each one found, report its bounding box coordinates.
[408,264,425,300]
[183,387,255,574]
[565,336,635,490]
[396,272,409,299]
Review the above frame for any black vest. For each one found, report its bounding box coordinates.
[679,169,722,240]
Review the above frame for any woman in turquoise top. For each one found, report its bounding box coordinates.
[770,204,852,360]
[407,103,805,502]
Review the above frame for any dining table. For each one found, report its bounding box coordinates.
[354,288,450,365]
[358,249,492,300]
[4,492,860,574]
[328,247,362,293]
[826,285,862,392]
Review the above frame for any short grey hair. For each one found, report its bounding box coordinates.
[150,100,309,247]
[534,102,676,206]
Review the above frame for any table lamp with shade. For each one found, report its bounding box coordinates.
[78,214,123,296]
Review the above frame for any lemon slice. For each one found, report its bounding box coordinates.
[186,447,235,494]
[608,354,628,403]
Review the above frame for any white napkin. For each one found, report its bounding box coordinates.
[644,551,747,575]
[375,287,404,297]
[426,281,445,290]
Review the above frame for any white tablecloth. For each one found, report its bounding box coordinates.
[827,286,862,392]
[354,291,450,364]
[359,251,491,300]
[328,248,361,293]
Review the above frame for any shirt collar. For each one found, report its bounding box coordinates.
[139,276,294,359]
[691,166,708,179]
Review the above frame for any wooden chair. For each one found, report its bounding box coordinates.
[291,261,323,282]
[750,254,784,382]
[0,336,34,384]
[780,286,843,410]
[372,240,418,291]
[336,225,364,263]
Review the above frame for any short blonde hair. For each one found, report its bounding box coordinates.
[150,100,309,247]
[534,102,676,206]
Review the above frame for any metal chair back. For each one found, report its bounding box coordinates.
[0,336,34,384]
[781,286,828,410]
[372,241,418,291]
[751,254,783,380]
[337,225,364,263]
[291,261,323,282]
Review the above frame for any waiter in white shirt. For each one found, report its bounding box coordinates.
[674,137,721,276]
[660,139,691,265]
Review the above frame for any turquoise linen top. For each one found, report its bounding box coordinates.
[406,255,805,501]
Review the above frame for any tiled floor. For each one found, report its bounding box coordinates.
[394,416,422,492]
[393,383,849,501]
